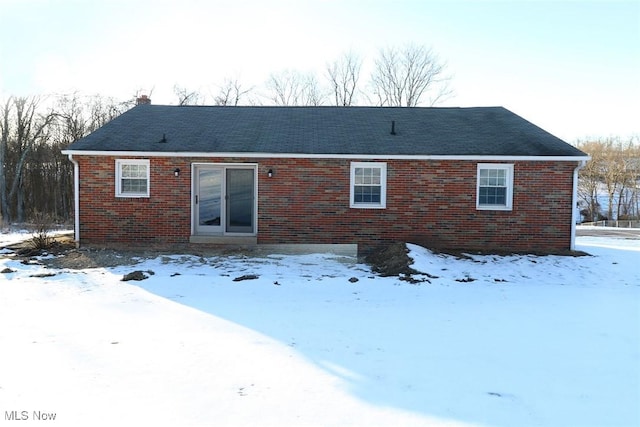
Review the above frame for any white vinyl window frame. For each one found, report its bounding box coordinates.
[350,162,387,209]
[115,159,150,198]
[476,163,514,211]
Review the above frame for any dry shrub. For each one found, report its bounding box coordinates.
[29,212,54,251]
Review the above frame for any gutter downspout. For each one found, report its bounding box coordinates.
[571,159,588,251]
[67,154,80,248]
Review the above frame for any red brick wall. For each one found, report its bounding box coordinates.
[76,156,194,245]
[74,156,578,253]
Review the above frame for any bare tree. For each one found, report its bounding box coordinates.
[577,140,606,221]
[0,96,56,222]
[86,94,131,131]
[0,92,132,224]
[265,70,325,106]
[173,85,202,106]
[56,92,88,141]
[46,94,87,219]
[303,75,324,106]
[615,138,640,219]
[326,51,362,106]
[0,98,12,224]
[370,44,452,107]
[213,78,252,106]
[577,137,640,222]
[599,138,629,220]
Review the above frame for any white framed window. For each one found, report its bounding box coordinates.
[476,163,514,211]
[350,162,387,209]
[115,159,150,198]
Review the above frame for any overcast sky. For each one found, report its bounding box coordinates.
[1,0,638,142]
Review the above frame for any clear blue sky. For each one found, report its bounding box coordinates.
[1,0,638,142]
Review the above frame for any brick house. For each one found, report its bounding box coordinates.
[61,104,588,255]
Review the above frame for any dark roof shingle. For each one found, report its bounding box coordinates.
[64,105,587,157]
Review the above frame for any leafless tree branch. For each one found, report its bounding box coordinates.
[326,51,362,106]
[370,44,452,107]
[265,70,325,106]
[214,78,253,106]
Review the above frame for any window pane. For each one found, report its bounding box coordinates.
[134,165,147,178]
[354,185,381,203]
[370,169,380,185]
[355,167,382,185]
[122,178,147,193]
[479,187,506,205]
[479,188,488,205]
[123,164,134,178]
[480,168,506,187]
[363,168,373,185]
[122,164,147,178]
[479,169,489,186]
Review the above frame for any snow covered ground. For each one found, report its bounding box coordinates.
[0,230,638,427]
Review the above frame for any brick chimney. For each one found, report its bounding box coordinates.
[136,94,151,105]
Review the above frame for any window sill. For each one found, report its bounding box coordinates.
[115,194,150,198]
[476,205,512,211]
[350,204,386,209]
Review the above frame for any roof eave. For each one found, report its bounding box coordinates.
[61,150,590,162]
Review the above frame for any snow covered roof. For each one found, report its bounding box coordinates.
[64,105,587,158]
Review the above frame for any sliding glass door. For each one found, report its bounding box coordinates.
[226,168,254,233]
[194,165,255,235]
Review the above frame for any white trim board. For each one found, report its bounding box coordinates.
[61,150,590,162]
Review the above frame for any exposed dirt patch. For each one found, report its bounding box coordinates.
[365,242,419,277]
[8,233,77,257]
[233,274,260,282]
[4,232,590,275]
[121,270,151,281]
[43,248,152,270]
[2,233,154,270]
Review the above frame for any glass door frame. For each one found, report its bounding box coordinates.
[194,166,223,234]
[225,168,255,233]
[191,163,258,236]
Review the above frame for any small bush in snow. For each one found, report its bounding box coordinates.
[29,212,54,251]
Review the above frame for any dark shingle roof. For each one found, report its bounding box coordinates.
[64,105,587,157]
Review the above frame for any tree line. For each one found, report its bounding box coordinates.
[175,44,452,107]
[0,94,133,224]
[577,138,640,222]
